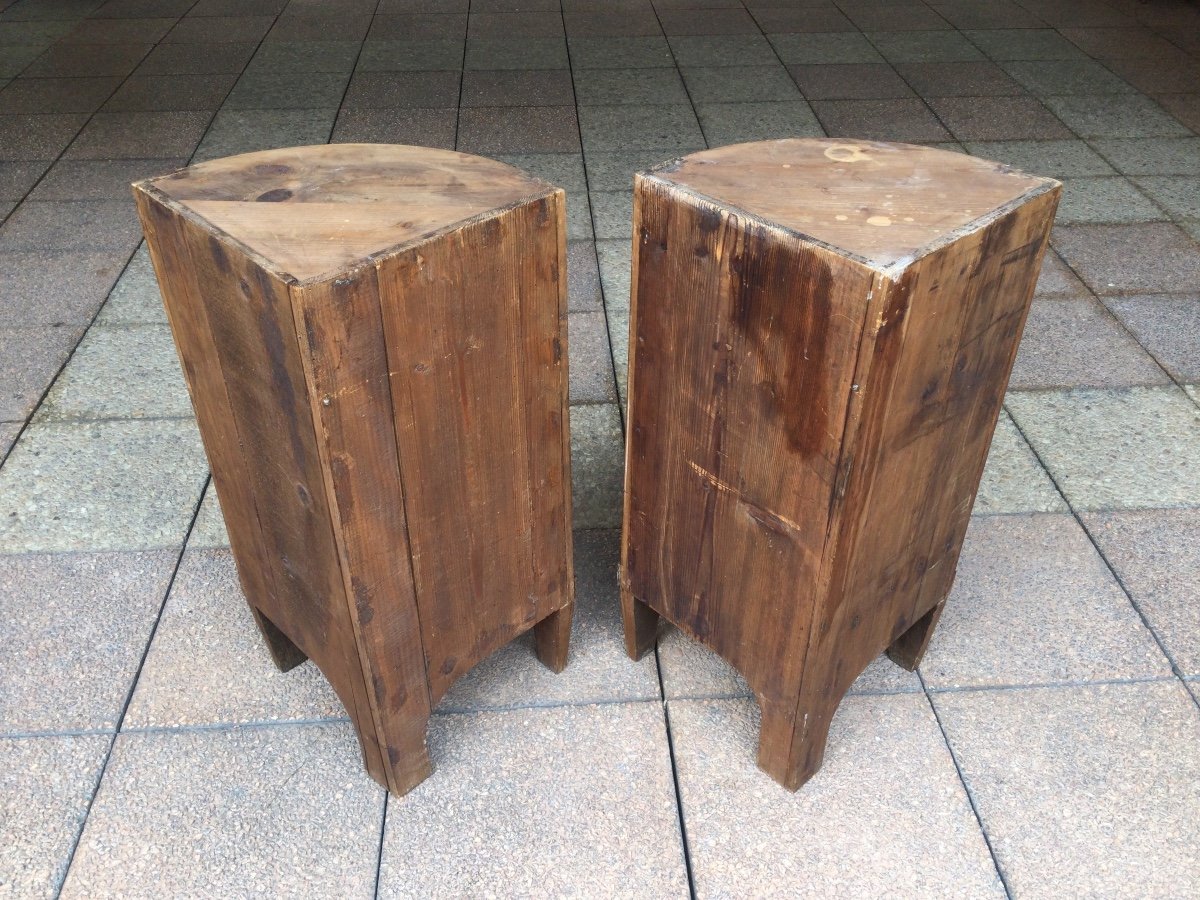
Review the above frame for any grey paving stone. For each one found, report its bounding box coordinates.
[1104,293,1200,382]
[813,98,951,142]
[0,250,123,325]
[193,107,337,162]
[607,307,629,409]
[589,188,631,240]
[749,5,855,34]
[439,530,659,711]
[459,68,569,107]
[224,70,351,110]
[0,199,141,252]
[495,152,586,192]
[0,422,19,459]
[61,724,384,899]
[965,139,1115,177]
[64,110,212,159]
[1006,386,1200,511]
[923,514,1169,689]
[0,419,209,553]
[1132,175,1200,222]
[0,112,86,160]
[787,62,915,100]
[186,480,227,550]
[578,103,704,152]
[670,694,1005,898]
[163,13,272,43]
[369,12,467,40]
[1060,25,1186,62]
[565,240,603,314]
[355,38,464,72]
[25,42,150,79]
[584,146,702,192]
[566,191,593,240]
[769,31,884,65]
[1,549,176,733]
[134,40,258,75]
[1042,94,1190,139]
[657,7,757,35]
[1083,508,1200,676]
[698,100,823,146]
[1052,223,1200,295]
[0,159,51,200]
[35,325,189,422]
[0,75,121,114]
[567,310,617,403]
[1009,297,1167,388]
[265,13,372,43]
[331,106,456,147]
[964,28,1088,61]
[0,735,108,899]
[595,238,630,312]
[0,45,45,79]
[1000,58,1135,95]
[869,29,985,63]
[927,95,1072,141]
[934,682,1200,898]
[97,244,167,325]
[975,409,1066,514]
[569,35,675,69]
[570,402,623,529]
[465,36,567,69]
[1091,137,1200,176]
[896,60,1024,96]
[243,40,361,74]
[680,65,803,104]
[456,105,579,154]
[0,324,80,420]
[28,157,184,201]
[378,703,688,898]
[669,33,780,67]
[1033,247,1090,298]
[124,549,343,728]
[1155,93,1200,133]
[574,66,689,105]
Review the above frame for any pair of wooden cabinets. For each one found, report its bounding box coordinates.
[135,140,1058,796]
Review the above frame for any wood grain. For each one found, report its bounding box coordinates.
[621,139,1060,791]
[135,144,574,795]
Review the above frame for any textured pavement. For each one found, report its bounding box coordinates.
[2,0,1200,896]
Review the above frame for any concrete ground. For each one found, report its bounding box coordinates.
[2,0,1200,896]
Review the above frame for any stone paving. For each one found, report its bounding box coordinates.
[1,0,1199,896]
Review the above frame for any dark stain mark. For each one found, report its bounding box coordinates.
[552,336,562,363]
[352,576,375,626]
[253,267,309,468]
[208,236,231,275]
[256,188,292,202]
[296,483,312,508]
[387,745,403,765]
[253,163,291,177]
[439,656,457,676]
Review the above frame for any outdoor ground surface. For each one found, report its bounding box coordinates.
[2,0,1199,896]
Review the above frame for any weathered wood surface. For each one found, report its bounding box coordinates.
[621,138,1060,790]
[135,144,574,795]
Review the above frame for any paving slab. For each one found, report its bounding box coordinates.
[96,243,167,325]
[62,723,384,899]
[974,409,1066,514]
[1103,293,1200,382]
[378,702,688,898]
[934,682,1200,898]
[567,310,618,404]
[0,418,209,553]
[0,735,109,899]
[1,549,176,734]
[966,139,1115,178]
[669,694,1005,899]
[1006,385,1200,511]
[569,402,623,529]
[0,324,82,420]
[1051,223,1200,295]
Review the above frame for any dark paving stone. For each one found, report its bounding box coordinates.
[1052,223,1200,295]
[368,13,467,39]
[457,105,581,154]
[657,8,758,35]
[788,62,914,100]
[0,324,83,420]
[0,200,142,252]
[1104,59,1200,96]
[330,106,456,148]
[244,41,362,75]
[697,100,823,146]
[465,36,568,69]
[29,158,184,201]
[224,71,351,110]
[102,73,238,111]
[0,113,87,160]
[266,14,372,42]
[460,69,572,108]
[162,15,270,43]
[24,42,150,78]
[964,28,1087,61]
[58,16,175,43]
[356,38,465,72]
[64,110,213,159]
[965,139,1114,177]
[135,40,257,75]
[578,103,704,151]
[1105,294,1200,382]
[1000,59,1134,96]
[812,98,952,142]
[845,5,952,32]
[671,33,780,67]
[188,0,286,14]
[895,61,1024,97]
[468,11,565,38]
[194,107,336,162]
[770,32,884,65]
[1060,26,1191,62]
[928,95,1072,141]
[342,70,461,109]
[1057,176,1166,225]
[1043,94,1191,139]
[928,0,1044,30]
[869,29,984,63]
[749,6,855,34]
[575,67,690,105]
[680,66,802,104]
[0,45,44,79]
[0,249,125,325]
[1091,138,1200,176]
[563,9,662,37]
[1156,94,1200,134]
[569,35,675,69]
[568,311,618,404]
[0,159,52,200]
[92,0,194,16]
[0,76,121,114]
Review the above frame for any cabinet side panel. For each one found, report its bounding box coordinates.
[292,270,434,792]
[810,189,1061,703]
[377,195,571,703]
[622,179,875,707]
[140,197,383,775]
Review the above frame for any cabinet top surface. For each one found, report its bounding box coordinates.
[644,139,1058,270]
[135,143,557,283]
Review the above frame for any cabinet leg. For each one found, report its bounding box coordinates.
[757,698,837,792]
[250,606,307,672]
[886,600,946,672]
[534,604,573,674]
[620,588,660,661]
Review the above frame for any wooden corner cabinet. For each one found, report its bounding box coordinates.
[134,144,574,796]
[620,139,1060,790]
